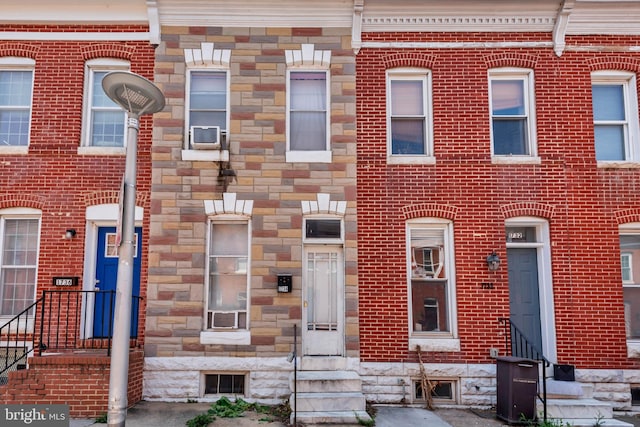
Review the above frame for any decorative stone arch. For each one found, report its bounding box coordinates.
[301,193,346,216]
[401,203,458,221]
[184,42,231,68]
[204,193,253,217]
[285,44,331,69]
[499,202,554,220]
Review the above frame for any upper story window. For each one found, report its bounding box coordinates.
[489,68,537,160]
[285,44,332,163]
[81,59,130,153]
[0,208,41,317]
[0,57,34,151]
[182,43,231,162]
[592,71,640,163]
[387,69,433,164]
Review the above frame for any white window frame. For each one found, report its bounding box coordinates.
[386,68,434,165]
[0,208,41,321]
[200,217,251,346]
[286,69,331,163]
[592,71,640,164]
[79,58,130,155]
[184,68,230,150]
[489,68,539,164]
[406,219,459,352]
[622,252,634,284]
[0,57,35,155]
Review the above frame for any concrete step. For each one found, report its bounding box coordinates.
[292,410,372,426]
[555,418,633,427]
[540,397,613,420]
[299,356,348,371]
[293,370,362,393]
[295,391,366,412]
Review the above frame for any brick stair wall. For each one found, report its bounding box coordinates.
[0,350,143,418]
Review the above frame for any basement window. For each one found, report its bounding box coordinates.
[204,373,245,395]
[414,379,456,403]
[632,386,640,406]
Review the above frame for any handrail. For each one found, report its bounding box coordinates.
[0,290,143,381]
[0,297,42,384]
[498,317,551,423]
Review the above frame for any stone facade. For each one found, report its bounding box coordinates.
[146,25,357,398]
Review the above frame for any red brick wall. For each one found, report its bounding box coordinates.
[356,33,640,368]
[0,26,154,346]
[0,350,144,418]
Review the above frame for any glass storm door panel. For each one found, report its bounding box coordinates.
[302,246,344,356]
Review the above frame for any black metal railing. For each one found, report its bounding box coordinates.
[0,290,142,383]
[0,298,41,385]
[498,317,551,423]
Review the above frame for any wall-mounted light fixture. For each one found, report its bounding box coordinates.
[65,229,77,239]
[486,251,501,271]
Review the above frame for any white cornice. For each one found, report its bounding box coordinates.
[156,0,353,27]
[0,0,149,24]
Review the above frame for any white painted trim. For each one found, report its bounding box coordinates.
[200,330,251,345]
[181,149,229,162]
[0,32,152,42]
[285,151,332,163]
[362,41,554,49]
[409,338,460,352]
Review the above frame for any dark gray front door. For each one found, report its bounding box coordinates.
[507,248,542,354]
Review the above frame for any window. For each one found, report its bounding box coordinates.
[204,373,245,395]
[0,213,40,317]
[186,70,229,148]
[82,59,129,149]
[489,69,536,157]
[387,69,432,161]
[206,222,249,329]
[288,71,329,151]
[0,58,34,147]
[414,379,456,403]
[408,222,454,334]
[592,71,640,162]
[623,253,633,283]
[621,230,640,338]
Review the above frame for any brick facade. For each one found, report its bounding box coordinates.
[0,350,143,418]
[356,33,640,369]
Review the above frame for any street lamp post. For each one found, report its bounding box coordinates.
[102,72,165,427]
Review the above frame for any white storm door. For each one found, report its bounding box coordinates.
[303,246,344,356]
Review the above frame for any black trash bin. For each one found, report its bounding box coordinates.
[496,356,539,424]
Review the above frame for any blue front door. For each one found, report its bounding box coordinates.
[93,226,142,338]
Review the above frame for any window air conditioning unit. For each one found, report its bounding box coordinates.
[190,126,221,150]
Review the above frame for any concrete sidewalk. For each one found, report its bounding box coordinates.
[70,402,459,427]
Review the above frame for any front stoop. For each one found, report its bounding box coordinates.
[539,385,633,427]
[290,369,372,426]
